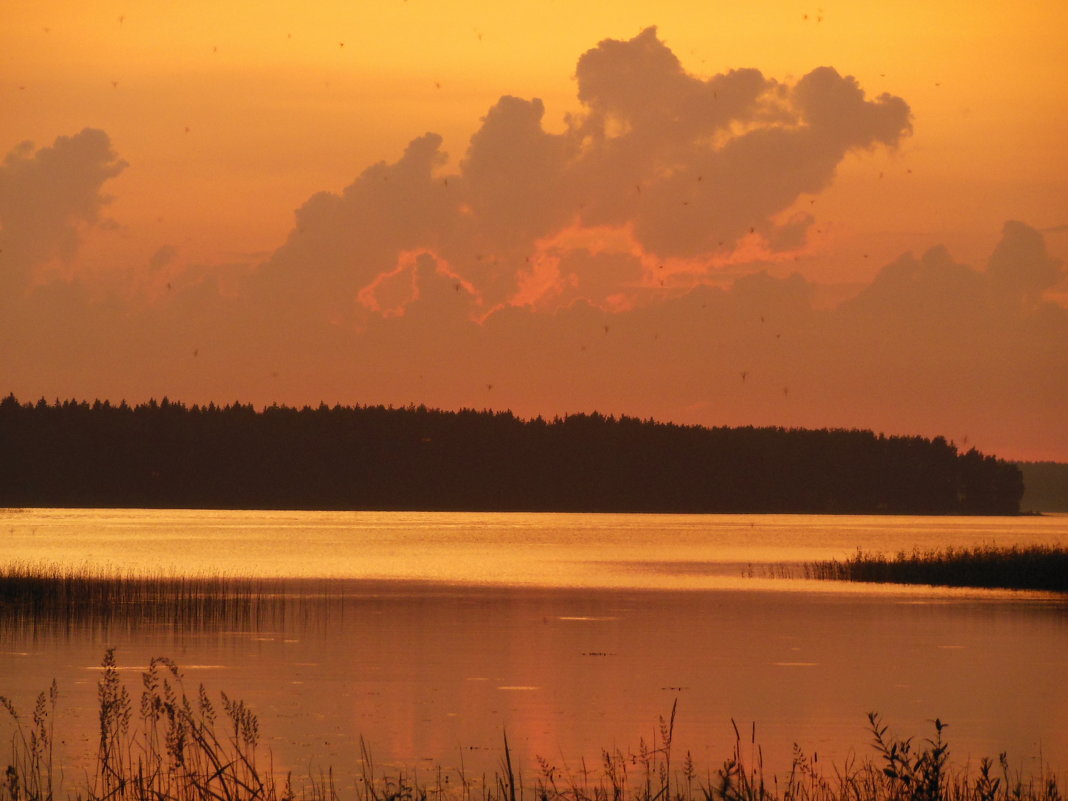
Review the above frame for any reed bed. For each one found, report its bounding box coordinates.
[0,563,304,634]
[802,545,1068,593]
[1,651,1063,801]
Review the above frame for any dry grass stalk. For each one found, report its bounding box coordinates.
[1,654,1063,801]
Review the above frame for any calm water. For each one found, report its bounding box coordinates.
[2,508,1067,786]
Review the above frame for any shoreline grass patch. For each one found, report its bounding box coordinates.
[803,545,1068,593]
[0,563,310,634]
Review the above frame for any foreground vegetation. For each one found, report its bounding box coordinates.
[0,394,1023,514]
[1,651,1063,801]
[804,545,1068,593]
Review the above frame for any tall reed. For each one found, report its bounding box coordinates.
[0,562,271,611]
[0,563,337,636]
[1,653,1063,801]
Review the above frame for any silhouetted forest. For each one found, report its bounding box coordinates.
[0,395,1024,514]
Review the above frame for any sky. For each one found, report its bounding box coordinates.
[2,0,1067,462]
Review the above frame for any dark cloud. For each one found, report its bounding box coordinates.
[0,129,126,293]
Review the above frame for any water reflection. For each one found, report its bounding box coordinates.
[3,579,1067,785]
[4,508,1068,588]
[2,509,1067,788]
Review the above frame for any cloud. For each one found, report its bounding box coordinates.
[250,132,458,322]
[844,245,986,327]
[460,96,571,251]
[2,31,1065,461]
[253,27,911,320]
[986,219,1064,306]
[0,129,127,293]
[846,221,1065,322]
[830,223,1067,421]
[569,33,910,261]
[149,245,178,272]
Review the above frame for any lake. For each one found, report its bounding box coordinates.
[2,508,1067,790]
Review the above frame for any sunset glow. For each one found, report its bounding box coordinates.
[3,0,1066,460]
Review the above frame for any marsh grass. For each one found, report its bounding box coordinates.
[802,545,1068,593]
[0,564,353,636]
[1,562,270,610]
[1,653,1063,801]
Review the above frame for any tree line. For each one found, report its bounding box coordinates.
[0,395,1024,514]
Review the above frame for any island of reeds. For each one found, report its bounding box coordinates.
[0,394,1024,514]
[804,545,1068,593]
[0,562,303,635]
[0,650,1062,801]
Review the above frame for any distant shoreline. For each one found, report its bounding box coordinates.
[0,504,1045,516]
[1,395,1025,515]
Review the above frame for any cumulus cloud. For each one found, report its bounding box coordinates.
[569,34,910,261]
[987,219,1064,307]
[0,129,126,293]
[255,27,911,320]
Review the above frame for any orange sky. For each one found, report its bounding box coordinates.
[2,0,1067,461]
